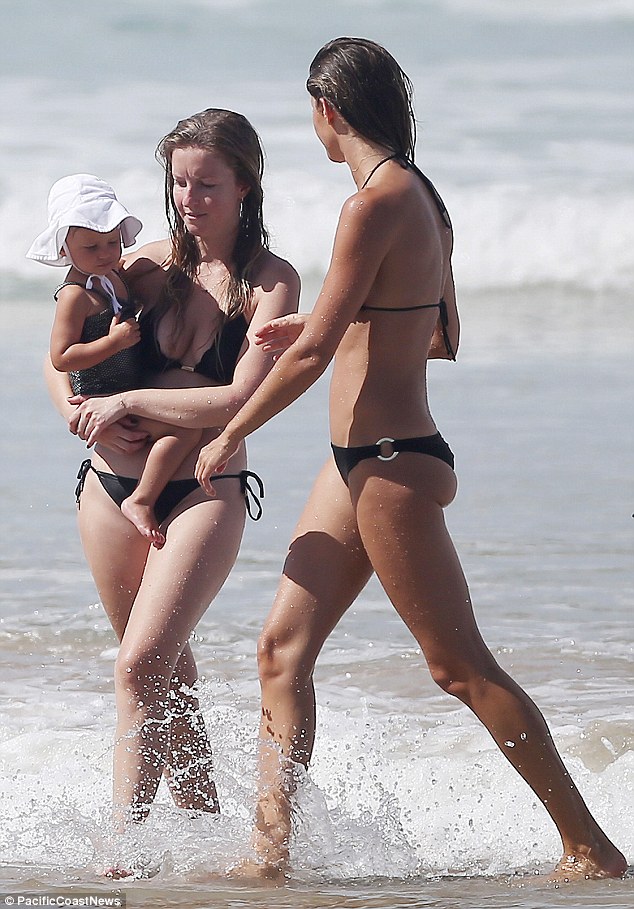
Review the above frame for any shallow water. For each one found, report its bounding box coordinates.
[1,291,632,904]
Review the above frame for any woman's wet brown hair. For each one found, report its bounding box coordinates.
[155,108,269,327]
[307,37,416,161]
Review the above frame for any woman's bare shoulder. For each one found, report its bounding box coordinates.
[122,240,170,278]
[254,248,301,294]
[330,186,399,258]
[120,240,171,306]
[123,239,169,267]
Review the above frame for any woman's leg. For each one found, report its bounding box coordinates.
[79,473,215,812]
[159,640,220,814]
[78,468,245,821]
[112,479,245,824]
[351,455,627,879]
[249,459,373,872]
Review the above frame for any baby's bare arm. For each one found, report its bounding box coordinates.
[49,284,140,372]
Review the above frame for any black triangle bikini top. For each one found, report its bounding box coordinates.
[139,308,249,385]
[358,154,456,360]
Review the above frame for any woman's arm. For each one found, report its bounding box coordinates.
[194,194,392,489]
[254,312,308,357]
[71,255,302,446]
[428,264,460,360]
[44,356,149,454]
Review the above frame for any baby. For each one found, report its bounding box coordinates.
[28,173,200,548]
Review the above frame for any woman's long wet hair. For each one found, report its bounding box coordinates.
[307,37,416,162]
[155,108,269,331]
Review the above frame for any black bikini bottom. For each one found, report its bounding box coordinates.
[75,459,264,522]
[331,432,454,486]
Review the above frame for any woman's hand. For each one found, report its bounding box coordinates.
[195,433,240,496]
[68,393,127,446]
[255,313,308,357]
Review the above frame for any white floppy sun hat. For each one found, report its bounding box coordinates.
[26,173,143,267]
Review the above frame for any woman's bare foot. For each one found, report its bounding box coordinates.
[103,866,135,880]
[228,856,288,884]
[102,854,162,880]
[121,497,165,549]
[549,845,628,882]
[224,786,292,884]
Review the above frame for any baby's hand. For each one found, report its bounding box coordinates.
[108,314,141,350]
[95,419,149,454]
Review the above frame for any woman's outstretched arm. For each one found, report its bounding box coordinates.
[194,192,393,490]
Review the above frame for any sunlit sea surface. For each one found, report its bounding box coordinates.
[1,1,632,906]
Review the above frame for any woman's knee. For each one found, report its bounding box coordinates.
[428,663,473,703]
[114,644,172,706]
[256,627,287,684]
[257,625,311,691]
[427,651,502,706]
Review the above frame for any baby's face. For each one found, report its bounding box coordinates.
[63,226,122,275]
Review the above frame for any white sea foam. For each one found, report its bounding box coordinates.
[3,0,632,297]
[0,690,631,881]
[435,0,634,21]
[160,0,634,23]
[5,156,634,293]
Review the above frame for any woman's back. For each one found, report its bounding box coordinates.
[329,160,454,445]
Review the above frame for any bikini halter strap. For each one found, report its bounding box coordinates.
[360,153,399,189]
[360,155,452,230]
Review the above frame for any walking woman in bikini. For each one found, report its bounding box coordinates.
[204,40,625,881]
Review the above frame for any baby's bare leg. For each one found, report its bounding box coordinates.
[121,417,202,548]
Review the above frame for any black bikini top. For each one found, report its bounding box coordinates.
[358,154,456,360]
[140,308,249,385]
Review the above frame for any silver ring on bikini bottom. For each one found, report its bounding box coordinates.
[376,437,399,461]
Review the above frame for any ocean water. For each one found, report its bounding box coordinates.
[1,1,633,907]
